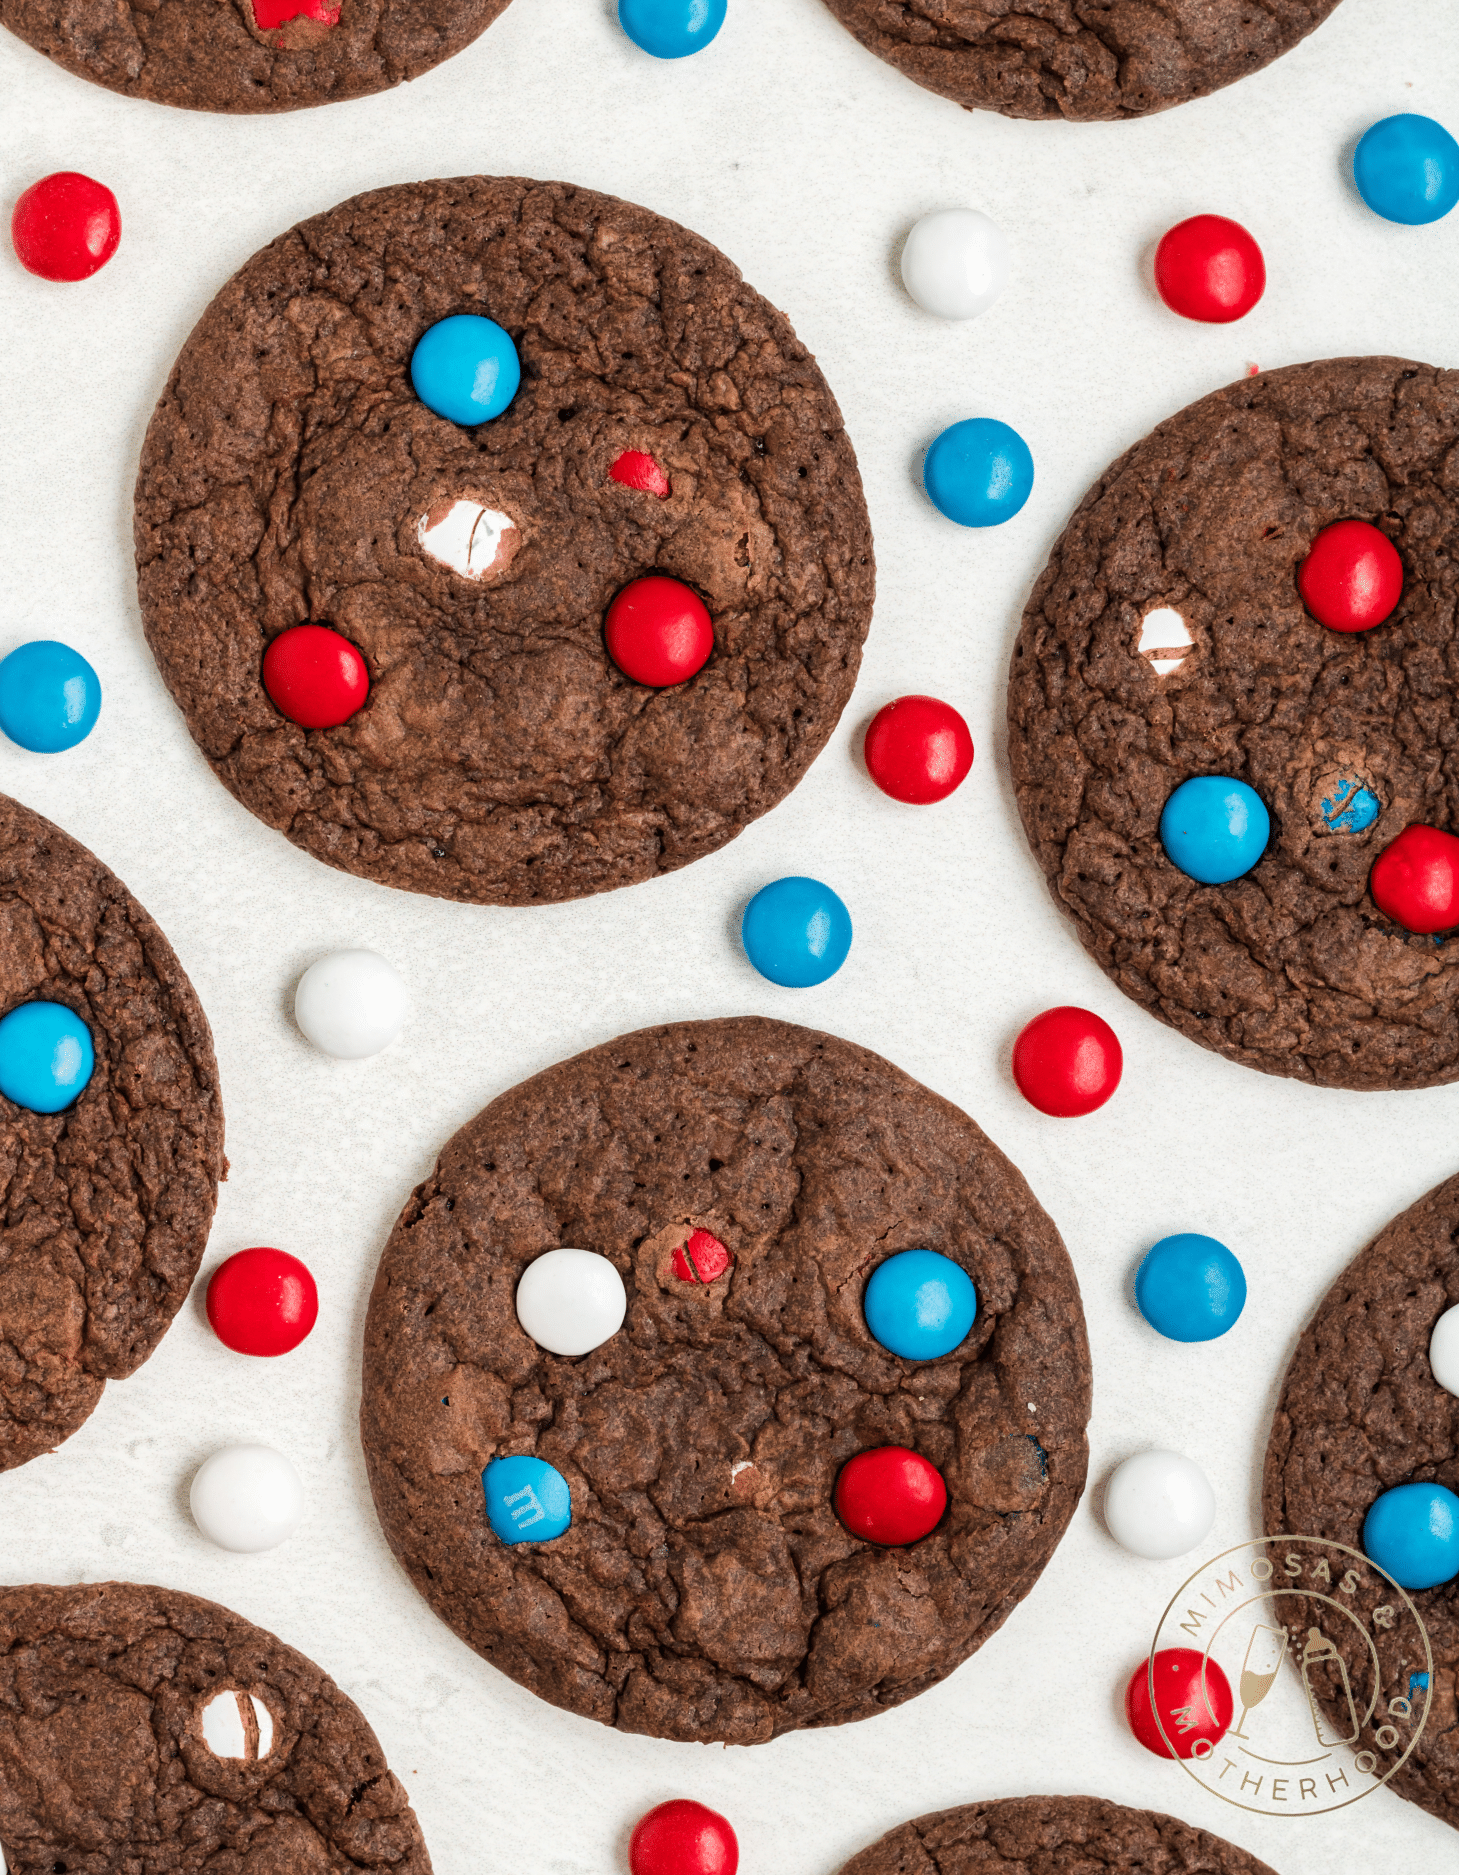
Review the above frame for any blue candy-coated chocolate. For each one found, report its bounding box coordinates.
[923,418,1034,528]
[864,1249,977,1361]
[0,641,101,753]
[1363,1481,1459,1590]
[1354,114,1459,226]
[741,876,852,987]
[483,1454,571,1544]
[1160,776,1270,884]
[1135,1233,1246,1343]
[0,1002,94,1114]
[410,315,521,426]
[1320,778,1379,834]
[618,0,726,58]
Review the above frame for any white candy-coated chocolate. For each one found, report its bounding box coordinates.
[1137,606,1194,676]
[200,1690,275,1760]
[190,1445,305,1553]
[1103,1449,1215,1560]
[294,949,408,1060]
[417,499,519,581]
[1431,1304,1459,1397]
[515,1246,627,1357]
[900,208,1009,321]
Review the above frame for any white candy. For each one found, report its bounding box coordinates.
[1431,1305,1459,1396]
[515,1247,627,1357]
[190,1445,305,1553]
[1103,1449,1215,1560]
[200,1690,275,1761]
[900,208,1009,321]
[417,499,520,581]
[294,949,408,1060]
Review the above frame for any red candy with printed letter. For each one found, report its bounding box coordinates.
[1125,1648,1233,1759]
[1154,215,1265,323]
[206,1247,318,1356]
[262,624,369,728]
[11,172,121,282]
[834,1445,947,1545]
[605,576,713,687]
[864,695,974,804]
[1297,519,1403,633]
[629,1800,738,1875]
[1012,1006,1122,1117]
[1370,824,1459,935]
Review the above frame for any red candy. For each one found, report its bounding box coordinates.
[673,1228,733,1283]
[834,1445,947,1546]
[206,1248,318,1357]
[629,1801,738,1875]
[1154,215,1265,324]
[11,172,121,283]
[863,695,974,805]
[1370,824,1459,935]
[1012,1006,1122,1117]
[1125,1648,1233,1760]
[1297,518,1403,633]
[605,576,713,687]
[252,0,339,23]
[262,624,370,728]
[610,450,671,499]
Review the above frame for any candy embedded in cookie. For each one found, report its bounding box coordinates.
[416,498,522,581]
[251,0,339,29]
[1370,824,1459,935]
[1298,518,1403,632]
[0,1001,94,1113]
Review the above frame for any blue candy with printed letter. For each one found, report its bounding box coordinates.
[1354,114,1459,226]
[1363,1481,1459,1590]
[742,876,852,987]
[865,1249,976,1361]
[410,315,521,426]
[0,641,101,753]
[483,1454,571,1544]
[1160,776,1269,884]
[0,1002,94,1114]
[923,418,1034,527]
[1136,1233,1246,1342]
[619,0,726,58]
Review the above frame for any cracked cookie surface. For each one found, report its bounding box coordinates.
[1008,358,1459,1091]
[360,1016,1090,1743]
[134,178,873,906]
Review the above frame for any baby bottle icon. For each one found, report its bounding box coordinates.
[1230,1624,1288,1739]
[1300,1627,1360,1746]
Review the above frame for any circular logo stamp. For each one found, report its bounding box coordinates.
[1147,1535,1432,1816]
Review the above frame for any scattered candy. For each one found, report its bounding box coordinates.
[190,1445,304,1552]
[673,1228,733,1283]
[1430,1304,1459,1398]
[0,1002,94,1114]
[1160,776,1269,884]
[1135,1234,1246,1343]
[1370,824,1459,934]
[1011,1006,1122,1118]
[417,499,520,581]
[923,418,1033,527]
[1319,775,1380,834]
[1363,1480,1459,1589]
[1125,1648,1233,1759]
[863,695,973,804]
[610,449,671,498]
[605,576,714,686]
[483,1453,572,1543]
[1153,215,1265,323]
[206,1248,318,1357]
[515,1246,628,1356]
[1104,1450,1215,1560]
[294,950,408,1059]
[1297,518,1403,632]
[252,0,338,25]
[741,876,852,988]
[410,314,521,425]
[262,624,369,729]
[899,208,1009,321]
[1354,113,1459,226]
[0,640,101,752]
[618,0,727,59]
[629,1800,739,1875]
[11,172,120,282]
[835,1445,947,1545]
[864,1249,976,1361]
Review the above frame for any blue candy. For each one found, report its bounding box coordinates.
[865,1249,976,1361]
[0,641,101,753]
[619,0,726,58]
[1135,1233,1246,1343]
[1160,776,1270,884]
[1320,777,1379,834]
[410,315,521,426]
[1354,114,1459,226]
[483,1454,571,1544]
[0,1002,94,1114]
[1363,1481,1459,1590]
[923,418,1034,528]
[742,876,852,987]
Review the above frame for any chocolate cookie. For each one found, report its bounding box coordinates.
[360,1016,1090,1744]
[0,794,225,1471]
[819,0,1341,122]
[1264,1172,1459,1831]
[835,1797,1277,1875]
[0,0,512,113]
[1008,357,1459,1092]
[135,178,873,906]
[0,1581,431,1872]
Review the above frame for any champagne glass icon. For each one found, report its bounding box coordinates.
[1230,1624,1288,1739]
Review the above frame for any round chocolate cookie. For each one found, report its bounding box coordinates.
[0,1582,431,1872]
[835,1797,1277,1875]
[0,794,225,1471]
[1009,357,1459,1092]
[361,1016,1090,1744]
[1264,1172,1459,1832]
[135,178,874,906]
[819,0,1341,121]
[0,0,511,113]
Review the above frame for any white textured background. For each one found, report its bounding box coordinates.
[1,0,1457,1870]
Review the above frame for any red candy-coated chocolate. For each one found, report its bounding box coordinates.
[11,172,120,283]
[1154,215,1265,324]
[610,450,670,499]
[206,1247,319,1357]
[1370,824,1459,935]
[252,0,339,23]
[673,1228,733,1283]
[605,576,713,687]
[629,1801,738,1875]
[1297,518,1403,633]
[864,695,974,805]
[1012,1006,1122,1117]
[1125,1648,1233,1760]
[834,1445,947,1546]
[262,624,370,728]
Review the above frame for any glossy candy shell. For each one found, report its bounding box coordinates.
[206,1248,319,1356]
